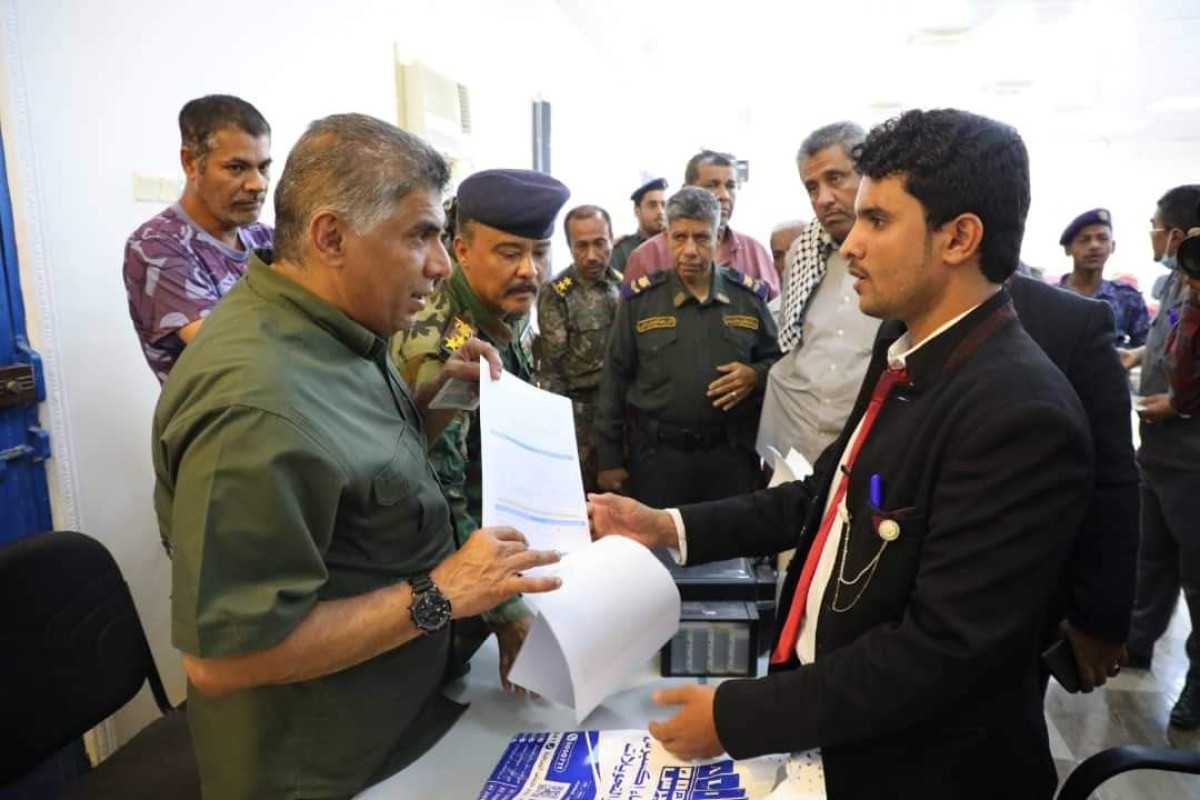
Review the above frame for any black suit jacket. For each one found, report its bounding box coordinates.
[680,290,1094,799]
[1008,274,1139,642]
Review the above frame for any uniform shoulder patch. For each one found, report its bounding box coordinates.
[636,315,677,333]
[438,315,477,360]
[552,274,575,297]
[620,270,669,300]
[721,266,769,301]
[722,314,760,331]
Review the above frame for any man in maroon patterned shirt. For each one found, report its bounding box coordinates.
[124,94,273,382]
[1167,227,1200,415]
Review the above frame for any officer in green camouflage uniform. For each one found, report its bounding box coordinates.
[535,204,621,493]
[610,177,668,276]
[393,168,569,662]
[595,187,781,508]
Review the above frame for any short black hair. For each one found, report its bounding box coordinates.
[178,95,270,161]
[1156,185,1200,232]
[852,108,1030,283]
[562,204,612,246]
[684,150,736,186]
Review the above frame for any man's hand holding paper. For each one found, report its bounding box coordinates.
[586,493,679,550]
[430,527,561,620]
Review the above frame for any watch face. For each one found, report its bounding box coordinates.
[412,588,452,632]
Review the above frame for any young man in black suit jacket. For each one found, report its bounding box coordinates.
[590,110,1094,799]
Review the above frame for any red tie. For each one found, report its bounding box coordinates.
[770,366,909,665]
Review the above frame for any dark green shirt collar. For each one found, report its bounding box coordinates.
[444,264,528,345]
[669,265,732,308]
[247,250,387,362]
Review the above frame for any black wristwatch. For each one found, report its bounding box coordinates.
[409,573,452,634]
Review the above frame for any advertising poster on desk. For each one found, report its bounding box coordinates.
[475,729,794,800]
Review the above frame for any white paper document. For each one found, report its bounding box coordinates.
[765,446,813,488]
[507,536,682,722]
[479,361,592,557]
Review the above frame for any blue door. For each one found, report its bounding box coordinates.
[0,125,52,543]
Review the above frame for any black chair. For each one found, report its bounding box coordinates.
[0,531,199,797]
[1058,745,1200,799]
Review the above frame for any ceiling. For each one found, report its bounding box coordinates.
[556,0,1200,143]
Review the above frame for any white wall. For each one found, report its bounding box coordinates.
[0,0,635,748]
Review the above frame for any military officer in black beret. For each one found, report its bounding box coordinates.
[1057,207,1149,347]
[595,187,781,506]
[611,177,668,276]
[392,167,569,683]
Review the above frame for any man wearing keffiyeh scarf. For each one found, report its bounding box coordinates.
[758,122,881,464]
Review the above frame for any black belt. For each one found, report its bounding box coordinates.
[649,420,728,452]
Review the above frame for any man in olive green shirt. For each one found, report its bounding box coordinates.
[392,168,569,678]
[155,114,560,799]
[536,204,622,493]
[595,187,781,507]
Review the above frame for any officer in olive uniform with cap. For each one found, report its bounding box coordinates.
[393,168,569,669]
[595,186,781,507]
[536,204,622,492]
[610,177,668,276]
[1057,207,1149,347]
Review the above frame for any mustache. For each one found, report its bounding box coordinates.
[505,282,539,295]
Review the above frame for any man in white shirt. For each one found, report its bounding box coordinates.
[758,122,880,464]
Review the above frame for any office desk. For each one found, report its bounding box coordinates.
[357,640,707,799]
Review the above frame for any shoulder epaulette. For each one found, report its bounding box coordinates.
[552,274,575,297]
[610,267,624,282]
[438,314,477,359]
[721,266,769,301]
[620,271,669,300]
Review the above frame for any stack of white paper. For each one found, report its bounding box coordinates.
[479,364,682,720]
[507,536,681,721]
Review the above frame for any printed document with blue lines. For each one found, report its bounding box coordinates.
[479,362,592,558]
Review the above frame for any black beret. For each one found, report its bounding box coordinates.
[1060,208,1112,246]
[630,177,668,204]
[457,169,570,240]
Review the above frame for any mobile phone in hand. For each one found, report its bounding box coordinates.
[1042,639,1081,693]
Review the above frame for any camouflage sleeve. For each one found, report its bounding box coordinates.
[535,289,571,394]
[391,296,534,629]
[595,299,635,470]
[482,596,532,629]
[431,413,532,629]
[391,293,451,390]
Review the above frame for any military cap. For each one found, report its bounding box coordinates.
[457,168,570,240]
[1060,208,1112,246]
[630,177,668,205]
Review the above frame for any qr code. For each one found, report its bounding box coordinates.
[524,781,569,800]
